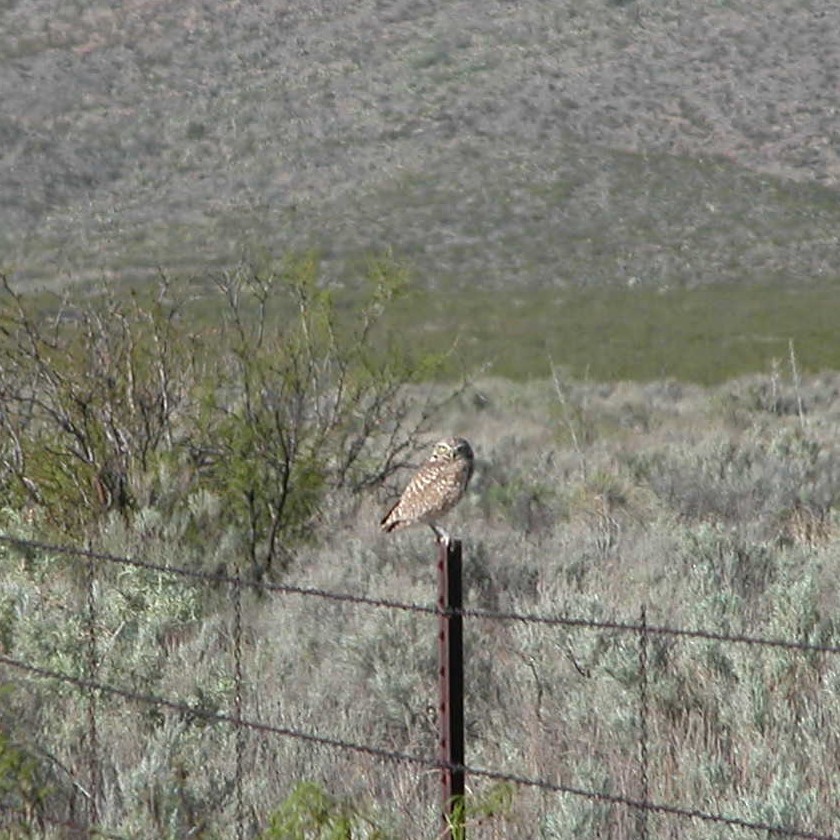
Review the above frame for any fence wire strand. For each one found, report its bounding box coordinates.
[1,651,837,840]
[1,532,839,840]
[2,534,838,655]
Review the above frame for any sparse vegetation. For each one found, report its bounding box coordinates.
[0,257,460,566]
[3,0,840,298]
[2,0,840,836]
[2,328,839,836]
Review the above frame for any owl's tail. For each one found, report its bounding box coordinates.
[380,503,402,532]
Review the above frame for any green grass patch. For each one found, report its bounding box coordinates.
[382,279,840,383]
[11,253,840,387]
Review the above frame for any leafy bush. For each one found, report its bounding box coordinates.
[260,781,389,840]
[0,258,457,570]
[0,274,190,531]
[0,692,47,833]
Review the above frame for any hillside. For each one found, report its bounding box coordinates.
[2,5,840,830]
[2,0,839,290]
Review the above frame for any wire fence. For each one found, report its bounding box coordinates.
[1,532,838,840]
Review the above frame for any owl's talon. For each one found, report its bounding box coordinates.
[430,524,451,546]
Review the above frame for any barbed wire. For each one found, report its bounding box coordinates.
[0,652,440,772]
[0,533,440,616]
[1,534,839,657]
[461,604,840,655]
[460,763,840,840]
[1,651,837,840]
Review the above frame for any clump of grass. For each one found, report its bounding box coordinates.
[260,780,397,839]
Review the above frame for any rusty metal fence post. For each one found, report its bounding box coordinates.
[84,551,100,828]
[438,538,466,839]
[232,563,245,840]
[637,604,650,840]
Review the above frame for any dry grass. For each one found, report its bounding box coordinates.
[2,371,840,838]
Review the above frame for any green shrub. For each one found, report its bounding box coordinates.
[260,781,389,840]
[0,258,456,569]
[0,274,192,531]
[0,694,47,832]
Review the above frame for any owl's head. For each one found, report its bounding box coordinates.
[432,437,474,463]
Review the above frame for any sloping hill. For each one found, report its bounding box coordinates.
[2,0,839,288]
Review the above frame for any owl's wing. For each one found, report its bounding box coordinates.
[380,465,432,532]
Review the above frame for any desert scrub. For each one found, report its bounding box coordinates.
[0,257,461,570]
[622,424,840,542]
[2,373,839,837]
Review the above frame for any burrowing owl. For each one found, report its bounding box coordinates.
[380,437,474,544]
